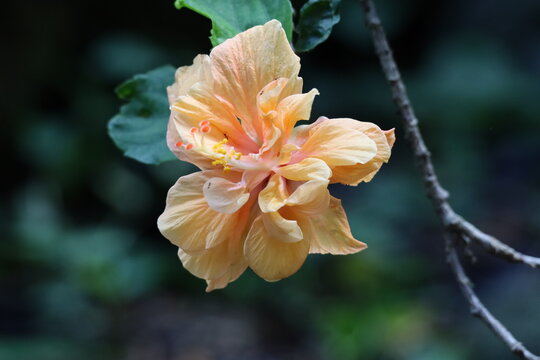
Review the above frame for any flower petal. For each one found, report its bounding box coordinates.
[178,215,249,290]
[167,54,212,103]
[262,211,303,243]
[277,89,319,136]
[244,214,309,281]
[177,194,253,291]
[258,173,288,213]
[296,197,367,255]
[294,120,378,166]
[322,118,395,185]
[278,143,300,164]
[210,20,300,143]
[276,157,331,181]
[177,241,232,281]
[274,157,332,214]
[203,177,250,214]
[258,77,303,115]
[286,180,330,210]
[157,171,245,252]
[205,259,248,292]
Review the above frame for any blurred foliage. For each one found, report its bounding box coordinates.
[3,0,540,359]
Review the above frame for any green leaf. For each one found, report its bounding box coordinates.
[108,65,176,165]
[294,0,341,52]
[174,0,293,46]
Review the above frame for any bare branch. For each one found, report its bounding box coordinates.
[359,0,540,357]
[456,219,540,268]
[446,236,540,360]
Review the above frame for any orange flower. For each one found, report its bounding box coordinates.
[158,20,395,291]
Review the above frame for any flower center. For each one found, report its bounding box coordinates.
[176,121,244,172]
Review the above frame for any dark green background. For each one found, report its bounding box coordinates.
[3,0,540,359]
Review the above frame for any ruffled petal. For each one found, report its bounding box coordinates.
[276,157,331,181]
[167,54,212,103]
[277,89,319,136]
[205,259,248,292]
[244,214,309,281]
[177,191,254,291]
[177,241,233,281]
[258,173,288,213]
[287,116,328,147]
[178,233,247,286]
[210,20,300,143]
[203,176,250,214]
[261,211,303,243]
[296,197,367,255]
[273,157,332,214]
[322,118,395,185]
[258,77,303,115]
[286,180,330,210]
[157,171,245,252]
[277,143,300,164]
[293,119,378,166]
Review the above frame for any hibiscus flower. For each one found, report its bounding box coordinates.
[158,20,395,291]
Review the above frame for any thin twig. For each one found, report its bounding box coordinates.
[456,219,540,268]
[359,0,540,358]
[446,235,540,360]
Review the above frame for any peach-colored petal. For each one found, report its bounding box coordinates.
[178,214,251,291]
[244,214,309,281]
[273,157,331,214]
[242,169,272,191]
[167,54,212,103]
[210,20,300,143]
[203,177,250,214]
[287,116,328,147]
[157,171,243,252]
[384,128,396,148]
[277,143,300,164]
[261,211,303,243]
[294,120,378,166]
[286,180,330,209]
[259,113,282,154]
[321,118,395,185]
[276,157,331,181]
[330,162,384,185]
[258,77,303,115]
[177,241,232,281]
[277,89,319,136]
[296,197,367,255]
[258,173,288,213]
[205,258,248,292]
[178,201,252,291]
